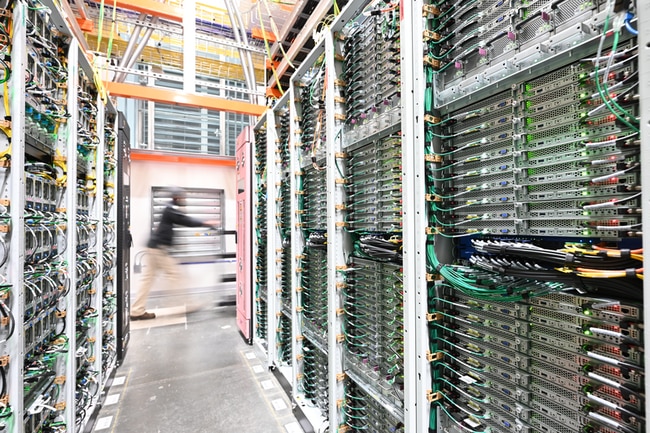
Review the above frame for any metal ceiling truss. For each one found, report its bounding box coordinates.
[224,0,257,103]
[88,9,266,55]
[114,13,158,83]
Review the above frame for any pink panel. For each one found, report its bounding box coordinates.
[235,127,252,342]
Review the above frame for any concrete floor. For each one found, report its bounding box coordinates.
[92,292,303,433]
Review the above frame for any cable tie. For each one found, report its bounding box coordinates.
[625,268,637,278]
[564,253,575,264]
[619,249,631,259]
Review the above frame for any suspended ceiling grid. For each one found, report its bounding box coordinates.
[77,0,268,83]
[70,0,350,99]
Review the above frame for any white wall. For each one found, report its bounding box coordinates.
[129,157,237,304]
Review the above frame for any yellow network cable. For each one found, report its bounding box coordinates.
[105,0,118,60]
[261,0,294,69]
[96,0,106,52]
[53,150,68,187]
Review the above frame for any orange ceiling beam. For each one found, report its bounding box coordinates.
[252,27,276,42]
[105,81,266,116]
[131,150,236,166]
[87,0,184,22]
[76,18,95,32]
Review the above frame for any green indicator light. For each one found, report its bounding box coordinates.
[583,329,593,336]
[579,112,588,118]
[583,309,593,316]
[583,211,590,216]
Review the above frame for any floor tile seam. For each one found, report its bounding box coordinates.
[240,351,295,432]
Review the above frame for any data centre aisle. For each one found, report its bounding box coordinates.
[92,298,304,433]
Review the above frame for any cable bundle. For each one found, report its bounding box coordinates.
[354,234,402,262]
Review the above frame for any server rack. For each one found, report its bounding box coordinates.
[0,1,120,432]
[253,114,269,354]
[252,0,648,432]
[115,112,131,363]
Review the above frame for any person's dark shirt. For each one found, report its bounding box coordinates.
[148,205,205,248]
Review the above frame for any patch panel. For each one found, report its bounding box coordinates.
[300,338,329,418]
[278,174,291,313]
[299,166,327,231]
[342,377,404,433]
[256,298,268,342]
[342,255,404,420]
[297,65,327,162]
[254,126,268,344]
[277,312,292,364]
[342,4,400,129]
[346,135,403,262]
[299,243,328,345]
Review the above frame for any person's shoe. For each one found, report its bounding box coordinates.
[130,312,156,320]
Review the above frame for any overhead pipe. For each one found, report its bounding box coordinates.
[115,16,159,83]
[223,0,254,94]
[224,0,255,102]
[114,12,146,80]
[232,2,259,103]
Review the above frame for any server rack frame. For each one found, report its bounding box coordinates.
[115,111,131,363]
[5,1,120,431]
[638,1,649,420]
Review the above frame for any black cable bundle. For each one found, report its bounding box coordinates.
[469,240,643,301]
[472,240,641,270]
[307,231,327,249]
[354,234,402,262]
